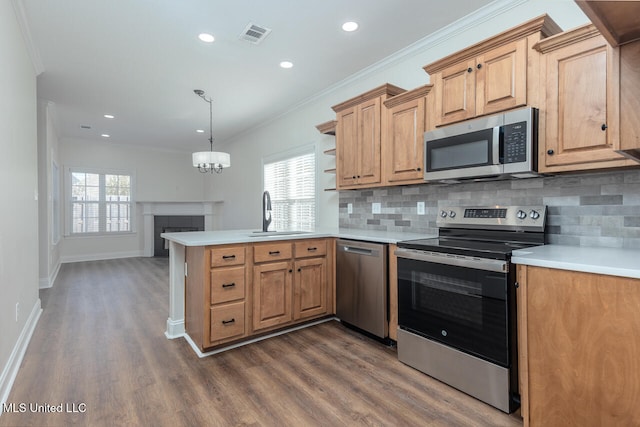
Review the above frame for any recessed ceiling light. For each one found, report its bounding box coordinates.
[196,129,205,133]
[342,21,359,32]
[104,114,114,119]
[101,134,110,138]
[198,33,215,43]
[280,61,293,69]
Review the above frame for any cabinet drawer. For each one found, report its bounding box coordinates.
[294,239,327,258]
[253,242,292,263]
[210,246,245,267]
[210,301,245,342]
[210,266,245,304]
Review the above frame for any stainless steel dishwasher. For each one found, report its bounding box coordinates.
[336,239,388,338]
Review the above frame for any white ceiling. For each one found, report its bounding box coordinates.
[21,0,494,151]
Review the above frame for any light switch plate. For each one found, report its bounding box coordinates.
[347,203,353,214]
[372,202,381,214]
[417,201,425,215]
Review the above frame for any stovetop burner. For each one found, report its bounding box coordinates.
[397,205,547,259]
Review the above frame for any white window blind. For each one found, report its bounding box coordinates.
[264,151,316,231]
[69,169,133,235]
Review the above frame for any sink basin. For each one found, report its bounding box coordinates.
[249,231,311,238]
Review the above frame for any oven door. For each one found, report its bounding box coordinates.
[396,249,512,367]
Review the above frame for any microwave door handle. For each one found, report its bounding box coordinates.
[492,126,501,165]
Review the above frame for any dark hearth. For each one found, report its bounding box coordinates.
[154,215,204,256]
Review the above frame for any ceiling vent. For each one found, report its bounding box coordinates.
[239,22,272,44]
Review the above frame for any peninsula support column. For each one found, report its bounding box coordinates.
[165,241,186,338]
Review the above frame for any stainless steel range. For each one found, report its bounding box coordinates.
[395,205,546,413]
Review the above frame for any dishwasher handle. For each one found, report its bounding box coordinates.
[340,245,377,256]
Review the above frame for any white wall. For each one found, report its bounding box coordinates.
[0,0,41,406]
[59,138,209,261]
[207,0,589,231]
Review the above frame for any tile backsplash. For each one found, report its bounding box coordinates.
[339,169,640,249]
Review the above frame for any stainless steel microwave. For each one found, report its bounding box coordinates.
[424,107,538,182]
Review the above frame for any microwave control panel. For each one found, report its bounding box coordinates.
[503,121,527,164]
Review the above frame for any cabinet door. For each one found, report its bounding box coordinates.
[356,97,382,185]
[293,257,327,320]
[385,96,425,183]
[543,35,625,169]
[476,38,527,116]
[434,58,476,126]
[252,261,293,331]
[336,106,359,188]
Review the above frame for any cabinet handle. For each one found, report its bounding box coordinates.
[289,269,293,273]
[222,318,235,325]
[222,282,236,288]
[222,255,236,260]
[514,281,519,289]
[307,247,317,252]
[476,63,482,69]
[467,67,473,73]
[269,250,280,256]
[416,167,422,171]
[547,149,554,155]
[352,175,356,179]
[601,124,608,131]
[357,175,361,178]
[297,268,301,272]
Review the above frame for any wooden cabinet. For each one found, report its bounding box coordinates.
[252,239,332,333]
[534,24,637,173]
[517,265,640,426]
[382,85,432,185]
[332,84,405,189]
[185,244,248,350]
[424,14,561,128]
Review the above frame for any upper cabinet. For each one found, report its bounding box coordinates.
[534,24,638,173]
[575,0,640,47]
[383,85,433,185]
[332,84,405,190]
[423,15,562,128]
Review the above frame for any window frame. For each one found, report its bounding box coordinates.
[262,145,318,232]
[65,167,136,237]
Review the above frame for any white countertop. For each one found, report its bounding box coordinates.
[161,228,434,246]
[512,245,640,280]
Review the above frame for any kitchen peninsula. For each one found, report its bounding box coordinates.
[161,228,429,356]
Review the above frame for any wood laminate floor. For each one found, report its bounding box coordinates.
[1,257,522,427]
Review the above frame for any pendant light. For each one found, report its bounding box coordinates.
[192,89,230,173]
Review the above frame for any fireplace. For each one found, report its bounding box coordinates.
[154,215,204,257]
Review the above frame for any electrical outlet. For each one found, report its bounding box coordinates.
[417,201,426,215]
[347,203,353,214]
[15,302,19,322]
[372,202,381,214]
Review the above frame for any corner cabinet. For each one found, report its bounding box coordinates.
[517,265,640,426]
[332,84,405,189]
[423,14,561,128]
[534,24,638,173]
[383,85,432,185]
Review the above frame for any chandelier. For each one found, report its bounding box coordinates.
[192,89,230,173]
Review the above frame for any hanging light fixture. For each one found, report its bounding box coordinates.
[192,89,230,173]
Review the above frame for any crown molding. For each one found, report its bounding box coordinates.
[11,0,44,76]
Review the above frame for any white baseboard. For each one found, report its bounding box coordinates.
[184,317,337,358]
[61,250,143,264]
[164,317,185,339]
[0,299,42,413]
[38,260,61,289]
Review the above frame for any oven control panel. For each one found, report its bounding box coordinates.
[437,205,546,231]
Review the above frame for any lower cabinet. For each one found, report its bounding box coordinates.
[186,238,334,351]
[517,265,640,426]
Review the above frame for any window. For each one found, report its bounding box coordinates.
[68,169,133,235]
[263,148,316,231]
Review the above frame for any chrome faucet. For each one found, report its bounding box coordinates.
[262,190,272,232]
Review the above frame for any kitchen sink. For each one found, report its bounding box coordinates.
[249,231,311,238]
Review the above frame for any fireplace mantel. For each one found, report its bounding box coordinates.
[139,201,216,257]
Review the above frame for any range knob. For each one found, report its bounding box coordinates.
[529,210,541,220]
[516,210,527,220]
[440,210,448,218]
[449,210,456,218]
